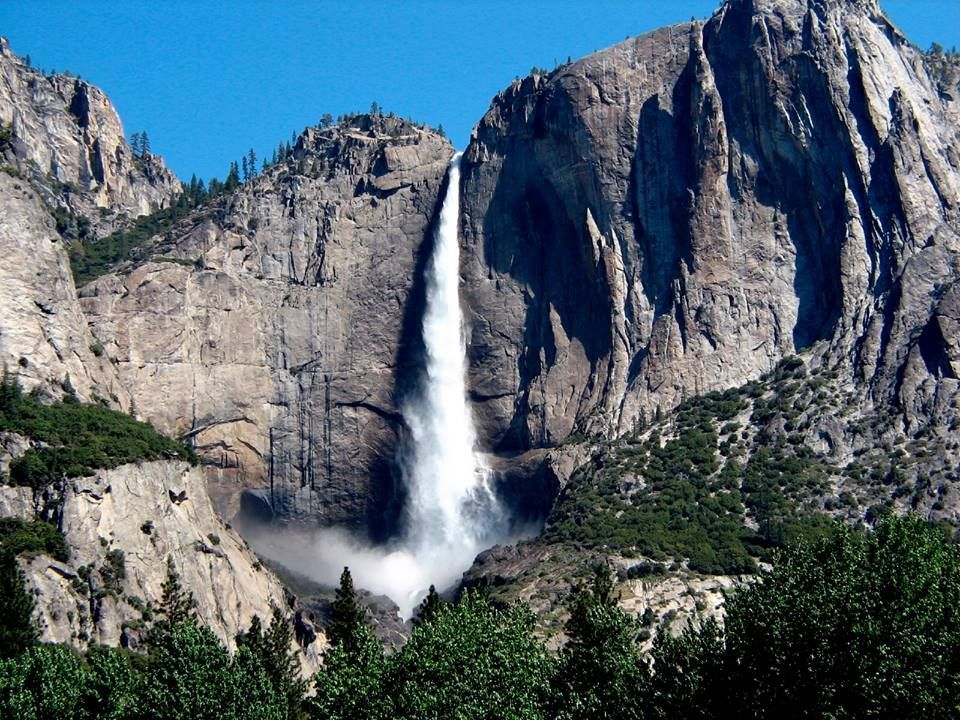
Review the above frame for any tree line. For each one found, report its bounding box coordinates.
[1,514,959,718]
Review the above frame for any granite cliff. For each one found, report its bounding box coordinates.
[0,37,180,240]
[0,461,306,655]
[0,36,179,402]
[17,0,960,539]
[81,116,453,534]
[455,0,960,627]
[0,41,320,661]
[460,0,959,453]
[1,0,960,647]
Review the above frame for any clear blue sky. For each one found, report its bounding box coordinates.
[1,1,957,183]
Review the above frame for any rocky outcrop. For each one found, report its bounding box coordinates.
[81,117,453,533]
[0,36,181,403]
[0,37,180,239]
[7,460,317,658]
[0,43,320,663]
[0,171,128,402]
[460,0,960,454]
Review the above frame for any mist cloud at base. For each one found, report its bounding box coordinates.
[244,522,536,619]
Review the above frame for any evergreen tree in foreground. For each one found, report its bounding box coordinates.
[327,566,368,654]
[312,567,386,719]
[551,563,648,720]
[0,555,37,659]
[148,556,196,643]
[413,584,442,627]
[385,590,553,720]
[649,515,960,719]
[237,607,308,719]
[3,515,960,719]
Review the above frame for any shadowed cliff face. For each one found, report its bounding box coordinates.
[460,0,960,453]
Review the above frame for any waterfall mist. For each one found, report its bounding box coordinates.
[248,154,516,620]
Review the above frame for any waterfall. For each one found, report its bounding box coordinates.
[251,153,509,621]
[394,152,503,614]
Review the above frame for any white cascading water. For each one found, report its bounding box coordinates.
[392,152,503,613]
[401,153,501,545]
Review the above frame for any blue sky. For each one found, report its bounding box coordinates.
[2,1,957,182]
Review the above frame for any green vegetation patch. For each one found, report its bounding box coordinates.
[69,202,195,286]
[0,375,195,490]
[545,363,840,575]
[0,518,68,563]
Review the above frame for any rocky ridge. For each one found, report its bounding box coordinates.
[0,38,180,240]
[460,0,960,455]
[456,0,960,635]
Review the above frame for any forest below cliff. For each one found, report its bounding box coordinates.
[2,514,958,720]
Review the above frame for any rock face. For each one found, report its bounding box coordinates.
[0,171,129,403]
[0,44,320,665]
[81,117,453,533]
[3,461,314,657]
[71,0,960,537]
[460,0,960,454]
[0,37,180,238]
[0,37,179,402]
[3,0,959,589]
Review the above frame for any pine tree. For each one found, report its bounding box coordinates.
[414,584,442,626]
[551,562,647,720]
[140,131,151,156]
[0,554,38,658]
[225,161,240,191]
[241,155,249,183]
[149,556,196,642]
[327,566,368,654]
[238,608,307,719]
[565,563,617,640]
[187,174,200,204]
[246,148,257,179]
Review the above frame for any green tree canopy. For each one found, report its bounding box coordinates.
[385,590,554,720]
[143,620,285,720]
[236,608,307,719]
[551,564,648,720]
[650,515,960,719]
